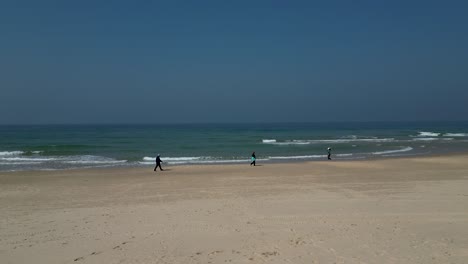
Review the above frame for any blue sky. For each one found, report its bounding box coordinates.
[1,1,467,124]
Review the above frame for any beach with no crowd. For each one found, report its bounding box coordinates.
[1,155,468,263]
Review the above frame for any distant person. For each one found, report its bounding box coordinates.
[327,147,332,160]
[154,154,164,171]
[250,152,256,166]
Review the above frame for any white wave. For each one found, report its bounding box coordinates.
[311,138,395,143]
[417,131,440,137]
[262,138,395,145]
[141,153,356,164]
[64,160,127,164]
[141,156,239,165]
[269,155,325,160]
[62,155,127,164]
[0,157,57,161]
[372,147,413,155]
[31,151,43,154]
[0,151,24,156]
[269,154,353,159]
[0,154,129,170]
[143,156,203,162]
[268,141,311,145]
[262,139,277,143]
[412,137,439,141]
[336,153,353,157]
[0,155,126,165]
[443,133,468,137]
[170,159,248,165]
[139,159,248,165]
[382,153,419,157]
[0,161,43,165]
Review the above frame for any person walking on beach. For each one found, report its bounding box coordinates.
[154,154,164,171]
[250,152,256,166]
[327,147,332,160]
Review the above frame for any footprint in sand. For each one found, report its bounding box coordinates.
[113,241,130,250]
[261,251,279,257]
[208,250,223,257]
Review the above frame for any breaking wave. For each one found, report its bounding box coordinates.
[417,131,440,137]
[443,133,468,137]
[372,147,413,155]
[0,151,24,156]
[262,138,395,145]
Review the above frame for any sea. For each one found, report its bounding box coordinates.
[1,122,468,172]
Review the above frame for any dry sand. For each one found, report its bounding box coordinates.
[1,155,468,263]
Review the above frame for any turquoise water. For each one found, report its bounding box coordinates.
[1,122,468,171]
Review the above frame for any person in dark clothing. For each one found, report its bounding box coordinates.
[327,147,332,160]
[154,154,164,171]
[250,152,256,166]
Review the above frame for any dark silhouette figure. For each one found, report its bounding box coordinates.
[250,152,256,166]
[154,154,164,171]
[327,147,332,160]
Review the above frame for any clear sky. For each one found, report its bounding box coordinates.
[1,1,467,124]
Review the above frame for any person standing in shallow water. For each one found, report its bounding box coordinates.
[327,147,332,160]
[154,154,164,171]
[250,152,256,166]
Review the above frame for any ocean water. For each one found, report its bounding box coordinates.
[1,122,468,171]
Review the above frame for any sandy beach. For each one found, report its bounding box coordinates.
[1,155,468,264]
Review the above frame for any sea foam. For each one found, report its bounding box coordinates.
[412,137,438,141]
[417,131,440,137]
[262,138,395,145]
[143,156,203,162]
[0,151,24,156]
[63,155,127,164]
[139,157,247,165]
[0,157,56,161]
[141,156,212,165]
[269,155,325,159]
[443,133,468,137]
[372,147,413,155]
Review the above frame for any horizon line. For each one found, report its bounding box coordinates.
[1,120,468,126]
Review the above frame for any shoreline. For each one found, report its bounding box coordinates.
[2,150,468,174]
